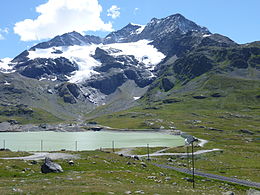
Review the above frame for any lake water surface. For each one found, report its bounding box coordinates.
[0,131,184,151]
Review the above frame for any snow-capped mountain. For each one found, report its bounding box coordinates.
[31,31,102,50]
[103,23,145,44]
[0,13,244,120]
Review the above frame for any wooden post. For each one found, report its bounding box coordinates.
[75,141,78,151]
[3,140,5,149]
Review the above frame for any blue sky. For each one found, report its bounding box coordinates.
[0,0,259,59]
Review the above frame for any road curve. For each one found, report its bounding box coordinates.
[134,149,222,158]
[153,163,260,189]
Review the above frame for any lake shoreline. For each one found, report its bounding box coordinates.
[0,122,181,135]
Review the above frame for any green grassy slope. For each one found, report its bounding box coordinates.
[88,74,260,183]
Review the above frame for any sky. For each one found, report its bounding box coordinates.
[0,0,259,59]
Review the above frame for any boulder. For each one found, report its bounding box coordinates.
[41,157,63,173]
[193,95,207,99]
[238,129,254,135]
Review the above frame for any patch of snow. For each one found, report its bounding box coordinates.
[133,97,140,100]
[0,58,13,72]
[102,40,165,70]
[136,25,145,34]
[51,76,57,81]
[27,40,165,84]
[39,77,46,81]
[129,22,143,26]
[28,45,102,83]
[4,81,11,85]
[202,34,211,38]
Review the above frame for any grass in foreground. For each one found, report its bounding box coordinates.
[0,150,255,194]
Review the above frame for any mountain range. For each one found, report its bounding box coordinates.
[0,13,259,124]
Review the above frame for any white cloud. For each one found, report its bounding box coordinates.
[14,0,113,41]
[0,27,9,40]
[107,5,120,19]
[133,8,140,15]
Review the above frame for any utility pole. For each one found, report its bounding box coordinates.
[112,141,115,152]
[41,140,43,152]
[75,141,78,151]
[192,141,195,188]
[187,145,190,172]
[147,144,150,161]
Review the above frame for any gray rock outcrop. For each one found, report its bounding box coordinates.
[41,157,63,173]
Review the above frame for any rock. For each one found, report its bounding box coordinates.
[208,127,224,132]
[68,160,74,166]
[125,191,132,194]
[238,129,254,135]
[7,120,19,125]
[140,162,147,168]
[246,189,260,195]
[30,160,37,165]
[211,93,224,98]
[133,155,140,160]
[17,57,78,80]
[162,98,181,104]
[47,89,54,94]
[134,190,145,194]
[87,121,97,125]
[41,157,63,173]
[182,177,193,182]
[147,176,157,179]
[12,188,23,193]
[193,95,207,99]
[39,124,47,129]
[165,177,171,181]
[160,172,165,176]
[222,191,235,195]
[161,78,174,92]
[90,127,103,131]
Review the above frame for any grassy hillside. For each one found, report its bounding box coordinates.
[88,75,260,183]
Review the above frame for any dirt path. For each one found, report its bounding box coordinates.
[0,152,79,160]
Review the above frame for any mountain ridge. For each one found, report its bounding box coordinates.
[0,13,259,124]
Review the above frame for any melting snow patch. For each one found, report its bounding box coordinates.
[0,58,13,72]
[28,45,102,83]
[102,40,165,70]
[202,34,211,38]
[133,97,140,100]
[136,25,145,34]
[27,40,165,83]
[4,81,11,85]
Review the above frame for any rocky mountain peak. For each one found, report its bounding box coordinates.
[138,13,210,41]
[103,23,144,44]
[31,31,102,50]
